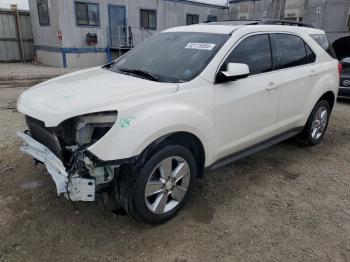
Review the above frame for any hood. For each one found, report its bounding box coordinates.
[18,67,178,127]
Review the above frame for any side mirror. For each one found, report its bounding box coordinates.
[218,63,250,83]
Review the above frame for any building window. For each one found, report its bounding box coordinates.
[75,2,99,26]
[186,14,199,25]
[37,1,50,26]
[140,9,157,30]
[207,15,217,22]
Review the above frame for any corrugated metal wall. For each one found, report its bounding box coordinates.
[0,9,34,62]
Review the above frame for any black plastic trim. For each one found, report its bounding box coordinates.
[258,19,314,28]
[208,127,304,170]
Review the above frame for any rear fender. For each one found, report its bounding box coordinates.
[300,62,338,126]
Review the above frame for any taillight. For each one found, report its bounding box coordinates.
[338,63,343,77]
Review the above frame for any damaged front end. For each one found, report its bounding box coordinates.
[18,112,121,201]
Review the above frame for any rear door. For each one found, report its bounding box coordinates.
[272,33,318,131]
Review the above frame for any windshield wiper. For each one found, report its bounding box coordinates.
[119,68,159,82]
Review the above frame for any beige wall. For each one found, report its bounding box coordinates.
[36,50,63,67]
[65,53,108,68]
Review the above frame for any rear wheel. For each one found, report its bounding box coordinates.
[118,145,197,224]
[299,100,331,146]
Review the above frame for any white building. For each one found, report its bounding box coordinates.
[28,0,229,68]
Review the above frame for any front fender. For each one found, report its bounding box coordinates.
[88,101,215,166]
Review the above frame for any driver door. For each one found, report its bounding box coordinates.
[214,33,281,160]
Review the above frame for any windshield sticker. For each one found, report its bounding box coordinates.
[185,43,216,51]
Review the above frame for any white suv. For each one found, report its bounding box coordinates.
[17,22,339,224]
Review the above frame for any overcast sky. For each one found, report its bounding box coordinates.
[191,0,228,5]
[0,0,29,10]
[0,0,227,10]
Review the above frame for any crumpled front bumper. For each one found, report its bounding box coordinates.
[17,132,96,201]
[17,132,68,194]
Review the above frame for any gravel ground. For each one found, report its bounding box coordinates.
[0,63,350,262]
[0,63,75,78]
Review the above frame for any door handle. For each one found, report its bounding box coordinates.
[266,82,278,91]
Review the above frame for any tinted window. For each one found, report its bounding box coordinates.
[108,32,229,83]
[342,57,350,71]
[37,1,50,26]
[224,34,272,75]
[305,44,316,63]
[186,14,199,25]
[76,2,99,26]
[275,34,309,69]
[310,34,336,58]
[140,9,157,29]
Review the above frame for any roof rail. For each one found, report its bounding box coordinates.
[258,19,315,28]
[220,19,261,23]
[204,19,261,25]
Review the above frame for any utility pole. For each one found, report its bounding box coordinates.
[12,4,25,62]
[279,0,287,20]
[267,0,287,20]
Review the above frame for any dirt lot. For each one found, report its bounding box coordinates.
[0,63,350,262]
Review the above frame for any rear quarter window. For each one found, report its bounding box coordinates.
[305,44,316,63]
[310,34,336,58]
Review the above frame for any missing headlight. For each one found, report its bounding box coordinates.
[75,111,117,146]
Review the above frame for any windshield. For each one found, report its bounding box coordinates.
[106,32,230,83]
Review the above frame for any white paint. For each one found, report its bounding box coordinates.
[17,67,178,126]
[17,24,339,167]
[221,63,249,77]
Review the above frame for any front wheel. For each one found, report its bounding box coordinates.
[299,100,331,146]
[124,145,197,224]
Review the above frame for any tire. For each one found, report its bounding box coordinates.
[119,145,197,224]
[299,100,331,146]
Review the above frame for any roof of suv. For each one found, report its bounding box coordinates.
[164,24,325,35]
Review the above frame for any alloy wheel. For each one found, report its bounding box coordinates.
[311,106,328,140]
[144,156,190,214]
